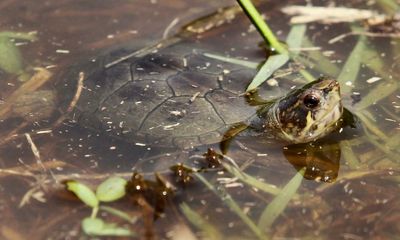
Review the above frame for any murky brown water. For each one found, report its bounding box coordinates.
[0,0,399,239]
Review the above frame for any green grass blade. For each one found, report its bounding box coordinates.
[285,24,315,82]
[236,0,287,54]
[299,69,315,82]
[180,203,223,240]
[246,54,289,91]
[337,33,366,94]
[299,37,340,77]
[100,206,137,224]
[360,44,386,78]
[222,162,281,196]
[194,172,268,239]
[286,24,307,51]
[363,130,399,162]
[356,110,388,141]
[236,4,313,89]
[257,168,305,230]
[354,81,398,110]
[203,52,258,69]
[340,140,361,169]
[387,132,400,150]
[375,0,399,13]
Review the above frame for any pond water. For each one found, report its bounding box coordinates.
[0,0,399,239]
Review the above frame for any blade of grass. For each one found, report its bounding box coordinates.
[286,24,307,51]
[257,168,305,230]
[234,2,315,89]
[381,106,400,122]
[287,24,315,82]
[299,69,315,82]
[375,0,399,14]
[194,172,267,239]
[354,81,398,110]
[299,37,340,76]
[180,203,223,240]
[340,140,361,169]
[360,43,386,78]
[236,0,287,54]
[203,52,259,69]
[316,169,384,192]
[246,54,289,91]
[337,29,366,94]
[387,132,400,150]
[222,162,281,196]
[363,130,399,162]
[246,24,308,91]
[206,24,312,90]
[356,110,388,141]
[100,206,138,224]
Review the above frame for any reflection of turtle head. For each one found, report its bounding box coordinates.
[272,77,343,143]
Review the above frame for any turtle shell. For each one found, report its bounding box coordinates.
[57,42,261,148]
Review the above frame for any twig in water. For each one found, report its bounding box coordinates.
[163,17,180,39]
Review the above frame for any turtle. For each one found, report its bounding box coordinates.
[54,39,344,150]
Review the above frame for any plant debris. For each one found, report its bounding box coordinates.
[282,6,381,24]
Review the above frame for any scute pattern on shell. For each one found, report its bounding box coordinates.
[66,44,258,148]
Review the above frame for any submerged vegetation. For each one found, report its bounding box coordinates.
[0,31,37,81]
[0,0,399,239]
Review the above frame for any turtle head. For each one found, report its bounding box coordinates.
[274,77,343,143]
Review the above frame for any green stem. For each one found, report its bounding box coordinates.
[91,206,99,219]
[236,0,287,54]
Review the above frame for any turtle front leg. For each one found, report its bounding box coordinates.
[219,122,249,154]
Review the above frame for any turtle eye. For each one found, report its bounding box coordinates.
[303,94,320,109]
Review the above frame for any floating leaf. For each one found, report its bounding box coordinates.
[0,36,24,75]
[66,180,99,208]
[96,177,127,202]
[82,217,133,237]
[246,54,289,91]
[258,168,305,230]
[180,203,223,240]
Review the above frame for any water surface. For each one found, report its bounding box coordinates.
[0,0,399,239]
